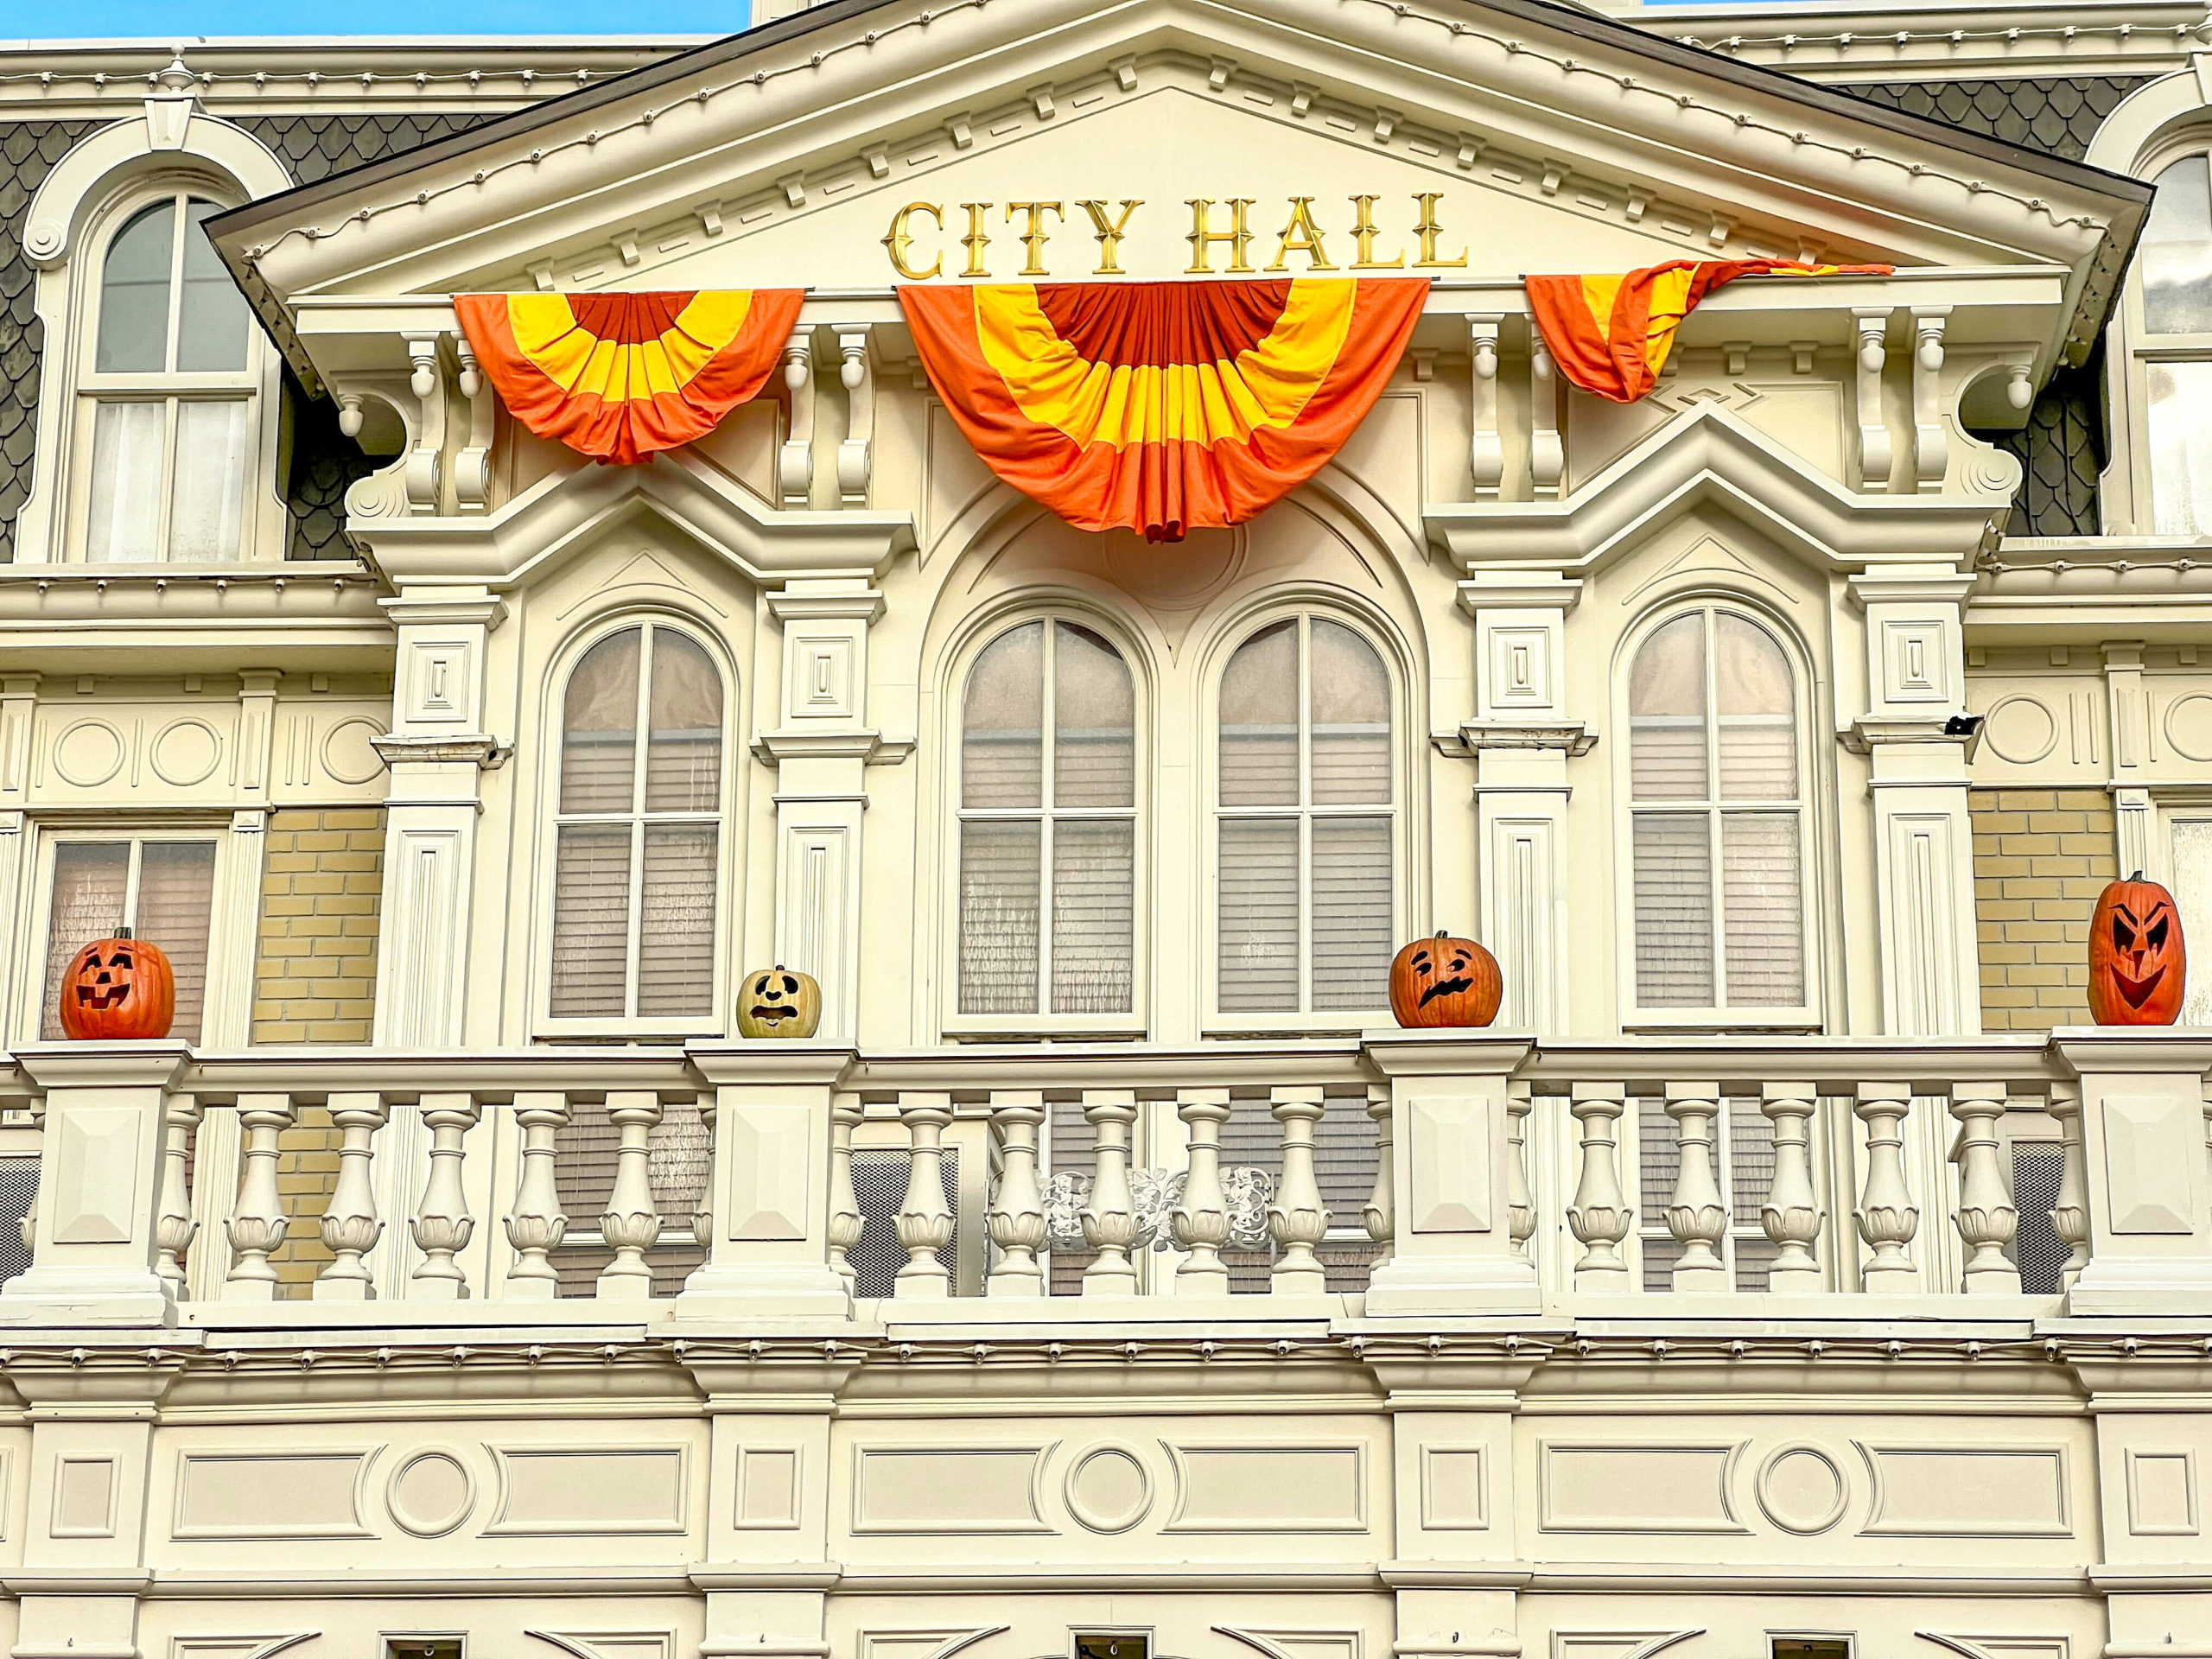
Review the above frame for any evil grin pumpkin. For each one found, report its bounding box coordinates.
[58,926,176,1041]
[1388,931,1504,1029]
[2088,874,2188,1027]
[735,964,823,1039]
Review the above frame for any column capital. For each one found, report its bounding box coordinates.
[766,581,887,624]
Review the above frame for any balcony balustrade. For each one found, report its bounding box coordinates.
[0,1031,2204,1331]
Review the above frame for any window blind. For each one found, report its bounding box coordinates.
[41,839,214,1043]
[1631,813,1714,1007]
[637,824,717,1018]
[1721,812,1805,1005]
[1312,817,1392,1009]
[550,824,632,1018]
[958,819,1040,1014]
[1051,820,1132,1015]
[643,631,721,812]
[1218,818,1298,1012]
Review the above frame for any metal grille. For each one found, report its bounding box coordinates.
[2013,1144,2070,1295]
[851,1148,958,1300]
[0,1158,32,1281]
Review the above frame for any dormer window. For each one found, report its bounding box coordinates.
[77,193,258,563]
[2135,156,2212,534]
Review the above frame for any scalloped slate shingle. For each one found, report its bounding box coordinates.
[0,120,101,563]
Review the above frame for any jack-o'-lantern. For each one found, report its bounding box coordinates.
[2088,873,2188,1026]
[1389,931,1503,1029]
[735,964,822,1039]
[58,927,175,1041]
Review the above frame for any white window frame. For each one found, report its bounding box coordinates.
[532,613,738,1039]
[1614,601,1822,1033]
[16,819,241,1047]
[2113,145,2212,539]
[1203,607,1405,1035]
[941,611,1148,1040]
[2150,788,2212,1025]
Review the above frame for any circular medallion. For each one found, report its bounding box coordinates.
[1755,1444,1847,1535]
[1980,695,2058,766]
[53,721,124,787]
[387,1449,475,1538]
[2166,693,2212,764]
[321,718,387,788]
[1065,1444,1152,1535]
[149,719,221,787]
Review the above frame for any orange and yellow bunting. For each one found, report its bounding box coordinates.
[454,289,804,464]
[1525,259,1893,404]
[898,277,1429,543]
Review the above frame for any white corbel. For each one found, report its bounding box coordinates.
[779,331,816,509]
[1529,339,1563,501]
[1469,315,1503,499]
[404,338,445,516]
[452,334,492,513]
[836,329,874,509]
[1912,306,1951,493]
[1853,307,1892,493]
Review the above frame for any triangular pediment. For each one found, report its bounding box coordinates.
[213,0,2147,358]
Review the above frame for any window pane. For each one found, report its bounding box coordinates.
[963,622,1043,809]
[1220,620,1298,806]
[1217,817,1298,1011]
[175,200,250,373]
[1052,623,1134,809]
[958,819,1039,1014]
[134,841,216,1043]
[1052,819,1133,1014]
[168,399,246,561]
[1633,811,1714,1007]
[636,824,717,1018]
[2173,819,2212,1025]
[1715,613,1796,800]
[643,630,721,813]
[86,399,166,562]
[550,823,632,1017]
[96,200,175,375]
[2146,359,2212,535]
[1722,811,1806,1006]
[1309,620,1390,805]
[2143,157,2212,335]
[561,629,640,814]
[41,843,129,1041]
[1630,613,1707,800]
[1312,817,1392,1009]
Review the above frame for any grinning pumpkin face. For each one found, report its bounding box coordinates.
[58,927,176,1041]
[734,964,823,1039]
[2088,874,2188,1026]
[1388,931,1504,1029]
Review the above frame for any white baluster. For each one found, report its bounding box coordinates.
[1853,1082,1920,1293]
[828,1093,863,1294]
[314,1091,386,1300]
[16,1095,41,1259]
[598,1090,664,1300]
[410,1092,480,1300]
[894,1092,954,1298]
[690,1092,714,1248]
[1268,1085,1331,1294]
[2046,1080,2090,1288]
[1951,1082,2019,1294]
[223,1092,295,1300]
[503,1090,571,1300]
[1567,1082,1631,1289]
[1662,1082,1727,1291]
[1507,1080,1535,1264]
[1760,1081,1825,1292]
[1362,1084,1393,1251]
[155,1090,200,1293]
[1081,1089,1140,1295]
[986,1090,1046,1298]
[1172,1088,1232,1294]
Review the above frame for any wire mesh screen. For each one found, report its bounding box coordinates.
[0,1158,33,1282]
[1046,1097,1096,1296]
[851,1149,959,1300]
[2013,1144,2070,1296]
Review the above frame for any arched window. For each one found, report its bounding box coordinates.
[549,622,725,1024]
[1216,615,1395,1016]
[956,619,1137,1020]
[77,192,258,563]
[2136,155,2212,534]
[1624,607,1810,1020]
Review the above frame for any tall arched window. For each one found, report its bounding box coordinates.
[1624,607,1810,1020]
[78,192,258,563]
[2136,155,2212,534]
[1216,615,1395,1016]
[957,619,1137,1020]
[549,622,725,1024]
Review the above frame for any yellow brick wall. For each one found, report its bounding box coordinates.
[1971,786,2119,1033]
[250,807,385,1293]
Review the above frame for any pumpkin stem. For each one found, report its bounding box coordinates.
[1434,930,1449,940]
[2130,871,2145,882]
[113,926,132,938]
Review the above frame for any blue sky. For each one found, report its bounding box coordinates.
[0,0,740,36]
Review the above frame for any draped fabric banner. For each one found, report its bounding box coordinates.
[454,289,804,463]
[1526,259,1893,404]
[898,276,1430,542]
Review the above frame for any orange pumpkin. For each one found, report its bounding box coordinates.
[1389,931,1503,1028]
[58,927,175,1041]
[2088,873,2188,1026]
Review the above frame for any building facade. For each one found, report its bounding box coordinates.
[0,0,2207,1654]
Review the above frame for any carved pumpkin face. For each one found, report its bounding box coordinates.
[58,927,175,1041]
[1388,931,1503,1029]
[734,964,823,1039]
[2089,874,2188,1026]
